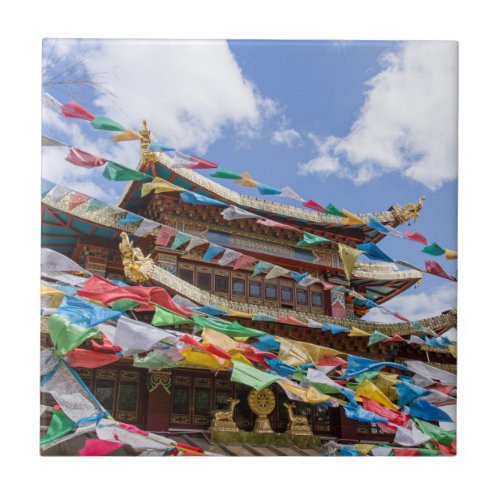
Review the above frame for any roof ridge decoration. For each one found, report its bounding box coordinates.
[42,186,423,283]
[152,152,398,225]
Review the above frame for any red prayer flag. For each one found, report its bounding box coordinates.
[383,334,406,343]
[323,282,334,291]
[432,383,455,395]
[232,255,257,271]
[66,349,120,368]
[156,226,176,247]
[65,147,107,168]
[303,199,326,212]
[404,231,428,245]
[189,156,218,169]
[61,101,95,121]
[91,337,122,352]
[79,438,126,456]
[377,422,397,434]
[393,312,410,322]
[68,193,91,211]
[393,448,420,457]
[318,356,348,367]
[425,260,457,282]
[256,218,301,232]
[362,397,410,427]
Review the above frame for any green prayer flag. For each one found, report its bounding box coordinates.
[90,116,126,132]
[419,448,440,456]
[297,232,330,247]
[422,242,446,256]
[152,304,193,326]
[368,330,389,346]
[414,418,456,446]
[311,382,341,395]
[40,408,76,445]
[110,299,141,312]
[209,168,242,180]
[192,314,265,338]
[230,360,280,391]
[48,314,98,355]
[133,352,179,370]
[103,161,151,182]
[324,204,347,217]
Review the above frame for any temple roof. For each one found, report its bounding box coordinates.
[117,153,421,245]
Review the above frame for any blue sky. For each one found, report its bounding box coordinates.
[42,39,457,322]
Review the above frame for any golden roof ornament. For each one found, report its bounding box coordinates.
[119,232,154,283]
[391,196,426,225]
[248,388,275,433]
[139,119,157,161]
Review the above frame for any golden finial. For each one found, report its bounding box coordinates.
[391,196,426,225]
[139,119,152,159]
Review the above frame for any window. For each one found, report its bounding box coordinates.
[311,292,323,308]
[215,275,229,293]
[232,278,245,295]
[194,389,212,416]
[265,284,277,300]
[197,272,211,290]
[172,387,190,414]
[297,289,308,305]
[249,281,262,298]
[179,268,194,284]
[281,287,293,303]
[95,380,115,410]
[118,384,138,412]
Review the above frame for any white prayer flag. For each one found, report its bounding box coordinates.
[405,360,457,387]
[393,422,431,447]
[221,205,259,220]
[41,248,88,273]
[134,218,160,237]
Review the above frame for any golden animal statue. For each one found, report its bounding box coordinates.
[209,398,240,433]
[391,196,426,224]
[283,402,313,436]
[119,232,154,283]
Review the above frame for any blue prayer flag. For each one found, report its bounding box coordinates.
[395,381,430,406]
[203,243,225,261]
[343,354,408,378]
[409,399,453,422]
[356,243,394,263]
[56,295,121,328]
[180,191,228,207]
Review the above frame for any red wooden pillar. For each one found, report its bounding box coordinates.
[144,371,171,432]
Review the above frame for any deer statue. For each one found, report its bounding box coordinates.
[283,402,313,436]
[209,398,240,433]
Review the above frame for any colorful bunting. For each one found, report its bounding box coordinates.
[424,260,457,282]
[210,169,243,180]
[303,199,326,212]
[203,243,225,261]
[180,191,228,207]
[230,360,280,391]
[65,147,107,168]
[279,186,305,202]
[141,177,185,197]
[112,129,143,142]
[256,218,300,231]
[65,349,120,369]
[90,116,126,132]
[324,204,347,217]
[422,242,446,256]
[68,193,91,211]
[171,232,192,250]
[405,231,428,245]
[234,170,259,187]
[256,183,282,195]
[338,243,364,281]
[103,161,151,182]
[221,206,259,220]
[149,141,175,153]
[297,232,330,247]
[61,101,95,121]
[356,242,394,262]
[152,304,193,327]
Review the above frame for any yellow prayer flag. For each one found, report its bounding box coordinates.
[355,444,376,456]
[277,337,314,366]
[41,284,65,307]
[445,249,458,260]
[297,341,343,364]
[338,243,364,281]
[224,310,254,319]
[279,380,332,403]
[230,352,254,366]
[356,380,400,410]
[141,177,186,197]
[234,171,259,187]
[373,372,400,401]
[112,129,143,142]
[201,328,239,353]
[349,327,371,337]
[180,348,226,370]
[448,344,457,358]
[341,209,366,225]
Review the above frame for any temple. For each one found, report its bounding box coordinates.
[40,121,457,456]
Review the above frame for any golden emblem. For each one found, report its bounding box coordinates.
[247,388,275,433]
[119,232,154,283]
[209,397,240,433]
[391,196,426,224]
[283,402,313,436]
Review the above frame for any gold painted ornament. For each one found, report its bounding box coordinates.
[119,232,154,283]
[247,388,275,434]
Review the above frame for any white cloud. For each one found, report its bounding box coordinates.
[271,128,302,147]
[300,41,458,190]
[364,282,457,323]
[67,39,277,154]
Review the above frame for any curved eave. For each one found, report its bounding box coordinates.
[117,155,401,243]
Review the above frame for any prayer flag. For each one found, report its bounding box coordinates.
[210,168,242,179]
[134,218,160,237]
[445,249,458,260]
[65,147,107,168]
[265,265,289,280]
[303,199,326,212]
[253,261,274,276]
[422,242,446,256]
[189,156,218,169]
[185,236,207,252]
[356,243,394,262]
[368,330,389,345]
[110,298,140,311]
[90,116,126,131]
[344,405,389,424]
[192,315,265,338]
[232,254,257,270]
[322,322,350,334]
[230,360,280,391]
[395,380,430,406]
[180,191,228,207]
[141,177,185,196]
[40,408,76,445]
[117,212,143,226]
[342,209,366,225]
[324,204,347,217]
[152,304,193,327]
[297,232,330,247]
[217,249,241,266]
[203,243,225,261]
[221,206,259,220]
[356,380,399,410]
[68,193,91,211]
[361,398,409,426]
[405,231,428,245]
[367,215,389,233]
[409,400,453,422]
[61,101,95,121]
[338,243,364,281]
[103,161,151,181]
[256,218,300,231]
[405,360,457,387]
[414,418,456,446]
[79,438,127,456]
[149,141,175,152]
[171,231,192,250]
[279,186,305,202]
[66,349,120,369]
[48,314,99,355]
[349,327,371,337]
[393,421,431,447]
[234,171,259,187]
[344,354,408,378]
[112,129,142,142]
[156,225,176,246]
[256,183,282,195]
